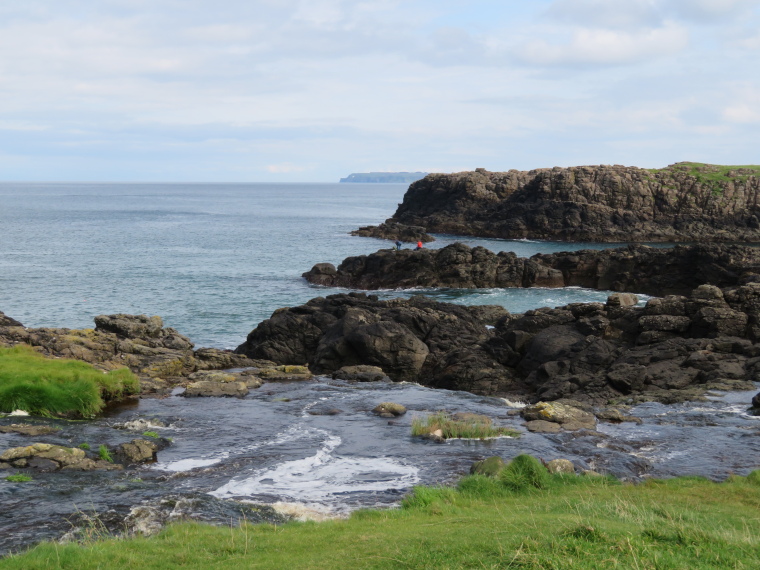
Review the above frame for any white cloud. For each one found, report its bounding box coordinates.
[722,87,760,123]
[517,22,689,66]
[546,0,663,29]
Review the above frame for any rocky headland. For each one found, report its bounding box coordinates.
[234,285,760,406]
[355,163,760,243]
[0,312,313,398]
[304,242,760,297]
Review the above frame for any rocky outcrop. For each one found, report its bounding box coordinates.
[351,221,434,243]
[236,286,760,404]
[356,163,760,243]
[304,243,760,297]
[0,443,122,471]
[0,313,275,395]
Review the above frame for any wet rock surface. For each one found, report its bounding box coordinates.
[304,242,760,297]
[356,164,760,243]
[236,286,760,404]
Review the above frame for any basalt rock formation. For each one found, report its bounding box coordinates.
[0,312,281,395]
[304,243,760,297]
[356,163,760,243]
[235,286,760,405]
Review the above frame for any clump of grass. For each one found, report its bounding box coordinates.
[98,445,113,463]
[5,474,33,483]
[499,454,552,492]
[78,443,91,450]
[0,345,139,417]
[142,431,159,438]
[411,411,518,440]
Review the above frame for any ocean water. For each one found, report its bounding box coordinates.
[0,182,636,348]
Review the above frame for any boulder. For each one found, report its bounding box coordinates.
[115,439,158,464]
[372,402,407,417]
[0,443,122,471]
[522,402,596,431]
[331,365,390,383]
[184,381,249,398]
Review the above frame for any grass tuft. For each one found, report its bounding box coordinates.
[411,411,518,439]
[98,445,113,463]
[5,474,33,483]
[499,454,551,492]
[0,345,139,417]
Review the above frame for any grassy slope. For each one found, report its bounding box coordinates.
[3,470,760,569]
[0,345,138,416]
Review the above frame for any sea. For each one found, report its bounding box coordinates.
[1,182,758,554]
[0,182,632,348]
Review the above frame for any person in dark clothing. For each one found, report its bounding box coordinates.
[395,240,402,251]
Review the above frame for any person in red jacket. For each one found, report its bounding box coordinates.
[416,241,423,250]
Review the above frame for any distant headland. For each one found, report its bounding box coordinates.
[339,172,429,183]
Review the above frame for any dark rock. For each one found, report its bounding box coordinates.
[0,312,23,327]
[355,164,760,243]
[351,221,434,243]
[115,439,158,464]
[332,365,390,382]
[304,242,760,298]
[234,284,760,405]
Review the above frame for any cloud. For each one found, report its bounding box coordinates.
[665,0,760,21]
[545,0,663,29]
[722,87,760,123]
[517,22,689,66]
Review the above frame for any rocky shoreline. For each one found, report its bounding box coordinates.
[304,242,760,296]
[355,163,760,243]
[0,312,315,400]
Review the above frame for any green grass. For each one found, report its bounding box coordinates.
[4,474,33,483]
[78,443,90,450]
[98,445,113,463]
[142,431,159,438]
[411,411,519,439]
[648,162,760,196]
[0,345,139,417]
[3,460,760,569]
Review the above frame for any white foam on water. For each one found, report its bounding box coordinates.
[9,410,29,416]
[210,429,420,503]
[500,398,526,409]
[269,501,345,522]
[157,458,221,471]
[152,423,316,473]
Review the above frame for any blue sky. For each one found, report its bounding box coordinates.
[0,0,758,181]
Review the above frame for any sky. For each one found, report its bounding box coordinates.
[0,0,758,182]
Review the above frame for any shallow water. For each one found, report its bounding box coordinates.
[2,379,758,555]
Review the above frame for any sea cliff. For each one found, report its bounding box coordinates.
[356,163,760,242]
